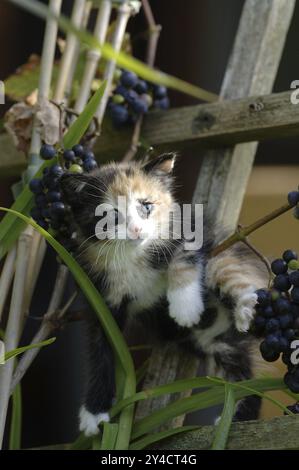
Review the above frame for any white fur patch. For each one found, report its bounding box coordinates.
[167,280,204,327]
[79,406,110,436]
[234,291,258,333]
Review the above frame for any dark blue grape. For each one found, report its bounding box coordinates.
[254,315,266,330]
[83,158,98,172]
[110,103,129,125]
[256,288,270,306]
[288,191,299,207]
[131,98,148,114]
[153,85,167,99]
[265,318,280,333]
[271,258,288,275]
[82,150,95,161]
[265,333,281,352]
[263,305,274,318]
[260,341,280,362]
[273,297,291,315]
[72,144,84,157]
[291,287,299,304]
[290,271,299,287]
[278,314,293,330]
[284,372,299,394]
[284,329,296,341]
[126,89,139,106]
[46,191,61,203]
[273,274,291,292]
[42,207,51,219]
[63,149,76,162]
[30,207,42,221]
[50,165,64,178]
[120,70,138,88]
[35,194,47,208]
[36,219,49,230]
[114,85,129,99]
[283,250,298,263]
[29,178,44,194]
[155,97,170,110]
[47,177,60,190]
[50,202,66,217]
[134,80,148,94]
[40,144,56,160]
[279,336,290,352]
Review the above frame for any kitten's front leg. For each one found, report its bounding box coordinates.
[206,250,266,333]
[167,255,205,328]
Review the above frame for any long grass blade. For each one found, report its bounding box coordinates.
[129,425,199,451]
[9,0,217,102]
[9,383,22,450]
[101,423,119,450]
[0,207,136,450]
[4,337,56,362]
[211,384,235,450]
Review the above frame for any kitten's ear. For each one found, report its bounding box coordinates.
[142,153,176,178]
[59,173,90,207]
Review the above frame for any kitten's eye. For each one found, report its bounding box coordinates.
[140,201,153,218]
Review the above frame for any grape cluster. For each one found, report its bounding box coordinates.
[29,143,98,242]
[288,188,299,219]
[254,249,299,393]
[108,70,170,127]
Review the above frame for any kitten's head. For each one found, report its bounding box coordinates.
[60,153,178,251]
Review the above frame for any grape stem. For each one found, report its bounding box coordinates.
[211,202,293,257]
[123,0,161,162]
[240,235,273,288]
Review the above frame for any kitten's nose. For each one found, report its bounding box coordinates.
[129,224,142,239]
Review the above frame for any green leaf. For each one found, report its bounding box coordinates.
[0,83,106,262]
[4,337,56,362]
[10,0,217,102]
[211,384,235,450]
[9,383,22,450]
[111,376,217,418]
[101,423,119,450]
[129,426,199,451]
[69,433,92,450]
[63,81,106,148]
[0,207,136,450]
[131,377,288,440]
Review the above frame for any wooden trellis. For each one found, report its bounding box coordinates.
[0,0,298,450]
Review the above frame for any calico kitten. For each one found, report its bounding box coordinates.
[60,153,267,436]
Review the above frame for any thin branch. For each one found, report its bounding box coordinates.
[95,1,140,127]
[74,0,113,113]
[0,226,33,448]
[0,246,16,322]
[64,1,93,102]
[10,265,71,393]
[211,202,293,257]
[123,0,161,162]
[241,236,273,287]
[53,0,87,103]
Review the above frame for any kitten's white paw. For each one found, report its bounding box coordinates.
[167,281,204,328]
[79,406,110,436]
[234,292,258,333]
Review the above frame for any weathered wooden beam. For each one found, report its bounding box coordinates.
[1,89,299,178]
[152,416,299,450]
[136,0,296,429]
[97,90,299,160]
